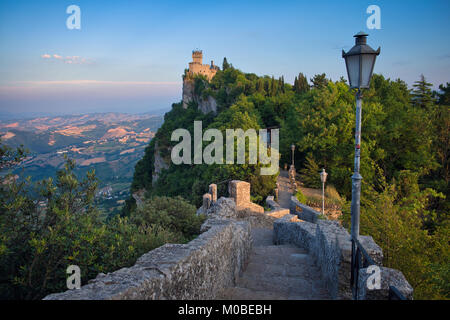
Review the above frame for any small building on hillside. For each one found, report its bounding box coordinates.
[186,50,219,81]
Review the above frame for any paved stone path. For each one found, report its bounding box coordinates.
[218,173,330,300]
[277,170,293,209]
[218,228,330,300]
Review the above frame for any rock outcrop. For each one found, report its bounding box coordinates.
[151,141,169,185]
[182,79,218,114]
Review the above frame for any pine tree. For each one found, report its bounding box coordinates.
[264,79,270,94]
[280,76,285,93]
[270,76,277,96]
[436,82,450,105]
[411,74,434,109]
[297,73,310,93]
[299,154,321,188]
[222,57,230,70]
[311,73,328,89]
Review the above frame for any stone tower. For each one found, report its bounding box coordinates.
[192,50,203,64]
[187,50,219,81]
[183,50,220,112]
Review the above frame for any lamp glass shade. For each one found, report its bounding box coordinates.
[343,32,380,89]
[320,170,328,183]
[345,55,360,89]
[361,53,377,88]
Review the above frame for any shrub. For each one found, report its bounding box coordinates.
[133,196,205,242]
[299,154,321,188]
[0,159,204,300]
[296,189,307,204]
[325,185,344,208]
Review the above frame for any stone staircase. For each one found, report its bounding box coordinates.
[218,228,330,300]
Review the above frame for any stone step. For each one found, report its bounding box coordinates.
[221,226,332,300]
[218,287,288,300]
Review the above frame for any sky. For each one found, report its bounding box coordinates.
[0,0,449,117]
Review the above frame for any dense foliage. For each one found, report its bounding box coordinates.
[130,60,449,299]
[0,154,203,300]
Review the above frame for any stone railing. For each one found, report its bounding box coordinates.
[44,182,254,300]
[274,199,414,300]
[265,196,290,219]
[44,180,412,300]
[290,196,322,223]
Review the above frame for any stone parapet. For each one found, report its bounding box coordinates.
[290,196,322,223]
[357,267,414,300]
[44,216,251,300]
[273,202,412,300]
[265,196,290,219]
[229,180,251,208]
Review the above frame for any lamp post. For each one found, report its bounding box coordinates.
[320,169,328,216]
[291,144,295,166]
[289,144,296,191]
[342,32,380,241]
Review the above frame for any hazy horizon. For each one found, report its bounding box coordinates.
[0,107,172,122]
[1,0,449,116]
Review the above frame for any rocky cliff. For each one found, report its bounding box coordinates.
[182,79,218,115]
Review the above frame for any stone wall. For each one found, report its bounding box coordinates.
[274,198,413,300]
[43,180,413,300]
[265,196,290,219]
[44,192,252,300]
[290,196,322,223]
[228,180,280,228]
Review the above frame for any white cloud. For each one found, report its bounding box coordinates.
[41,54,93,64]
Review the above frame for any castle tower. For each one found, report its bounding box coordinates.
[185,50,218,85]
[192,50,203,64]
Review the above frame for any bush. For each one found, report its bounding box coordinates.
[0,158,204,300]
[133,196,205,242]
[325,185,344,208]
[296,189,307,204]
[299,155,321,188]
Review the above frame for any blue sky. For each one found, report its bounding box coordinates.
[0,0,449,116]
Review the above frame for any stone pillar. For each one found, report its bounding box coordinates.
[209,184,217,203]
[228,180,250,207]
[202,193,212,210]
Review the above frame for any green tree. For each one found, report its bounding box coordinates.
[411,74,435,110]
[435,82,450,105]
[310,73,328,89]
[294,72,309,94]
[222,57,230,70]
[299,154,321,188]
[0,155,186,299]
[341,172,448,299]
[133,196,205,242]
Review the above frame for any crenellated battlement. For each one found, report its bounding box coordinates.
[186,50,218,81]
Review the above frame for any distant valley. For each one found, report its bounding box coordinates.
[0,112,164,215]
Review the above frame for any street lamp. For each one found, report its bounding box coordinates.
[320,168,328,216]
[342,32,380,241]
[290,144,295,166]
